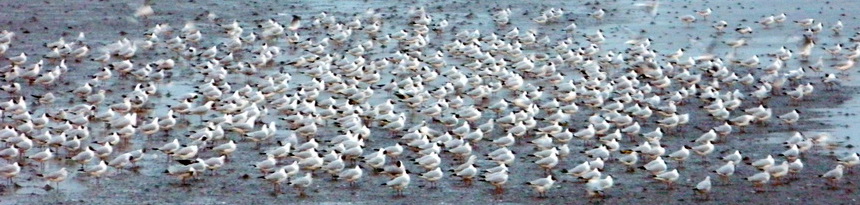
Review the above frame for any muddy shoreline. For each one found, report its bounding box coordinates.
[0,0,858,204]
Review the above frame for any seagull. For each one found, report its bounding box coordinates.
[261,167,288,194]
[766,161,790,185]
[757,16,776,28]
[735,26,753,35]
[155,139,180,161]
[28,148,53,171]
[749,155,775,170]
[694,176,712,199]
[696,8,712,20]
[714,161,736,182]
[774,13,787,24]
[831,20,844,35]
[38,167,68,190]
[820,165,844,188]
[837,153,859,169]
[290,172,313,197]
[788,159,804,178]
[679,15,696,27]
[654,169,680,189]
[452,163,477,186]
[526,175,555,198]
[81,160,108,184]
[336,165,363,186]
[713,21,728,33]
[692,141,715,159]
[383,172,411,196]
[8,53,27,65]
[746,171,770,192]
[0,162,20,185]
[288,15,302,31]
[172,145,199,160]
[668,146,691,166]
[591,8,606,22]
[481,169,509,195]
[794,18,815,28]
[254,155,278,174]
[585,175,614,198]
[418,167,443,188]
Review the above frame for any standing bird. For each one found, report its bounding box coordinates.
[526,175,555,198]
[831,20,844,35]
[28,148,53,171]
[778,109,800,128]
[453,164,478,186]
[166,164,198,185]
[820,165,844,188]
[383,172,411,196]
[837,153,859,169]
[336,165,363,187]
[591,8,606,23]
[654,169,680,189]
[261,167,288,194]
[679,15,696,28]
[585,175,614,198]
[713,21,728,33]
[694,176,712,200]
[419,167,443,188]
[697,8,712,20]
[81,160,108,184]
[0,162,20,185]
[714,161,736,183]
[290,172,313,197]
[746,171,770,192]
[288,15,302,31]
[38,167,68,190]
[481,170,509,195]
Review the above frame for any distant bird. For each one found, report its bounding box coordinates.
[38,167,68,190]
[585,175,614,198]
[0,162,20,185]
[746,171,770,192]
[336,165,363,186]
[261,167,287,194]
[290,172,313,197]
[288,15,302,31]
[820,165,844,188]
[591,8,606,22]
[81,160,108,184]
[679,15,696,27]
[654,169,680,189]
[693,176,712,200]
[383,172,411,196]
[735,26,753,35]
[696,8,712,20]
[526,175,555,198]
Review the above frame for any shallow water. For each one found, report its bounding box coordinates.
[0,0,859,204]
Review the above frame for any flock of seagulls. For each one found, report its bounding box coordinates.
[0,1,857,202]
